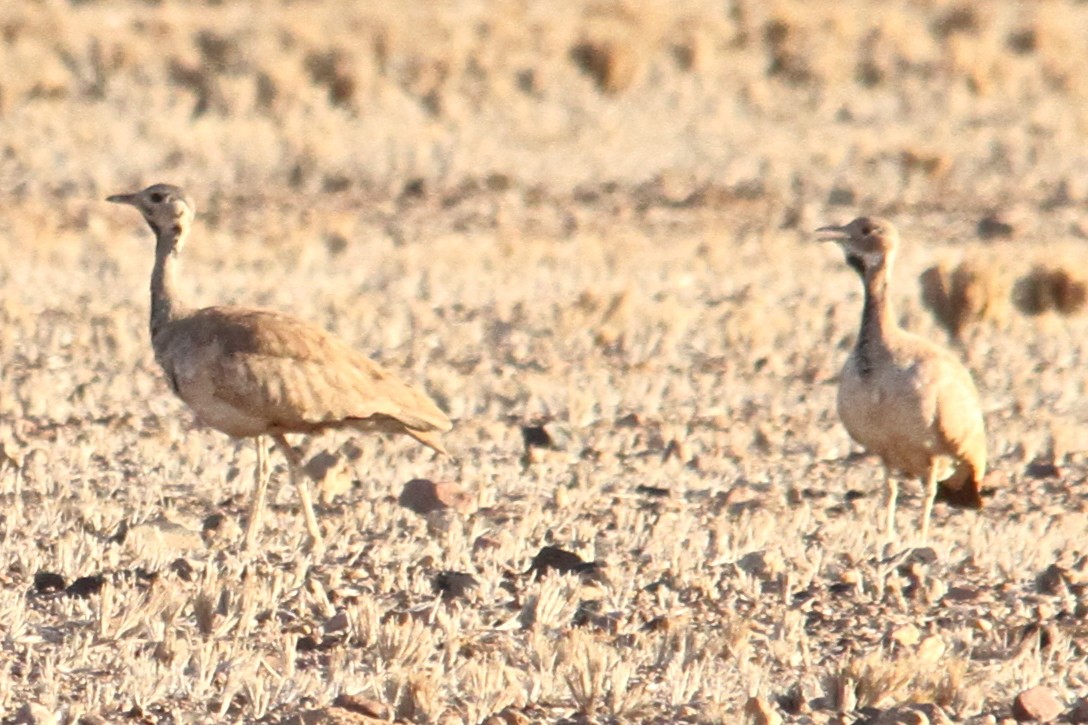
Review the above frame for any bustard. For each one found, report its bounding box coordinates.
[107,183,451,551]
[817,217,988,542]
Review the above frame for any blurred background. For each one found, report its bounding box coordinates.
[2,0,1087,224]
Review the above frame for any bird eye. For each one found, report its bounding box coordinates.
[861,225,873,235]
[150,192,164,203]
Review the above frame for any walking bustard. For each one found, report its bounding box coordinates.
[108,183,451,551]
[817,217,988,542]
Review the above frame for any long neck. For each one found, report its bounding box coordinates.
[854,263,895,375]
[149,220,188,339]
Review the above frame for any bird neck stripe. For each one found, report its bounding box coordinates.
[150,226,186,337]
[856,267,892,375]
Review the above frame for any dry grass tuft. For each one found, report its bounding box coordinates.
[569,2,654,94]
[819,650,970,713]
[304,48,358,108]
[1013,266,1088,317]
[919,260,1009,339]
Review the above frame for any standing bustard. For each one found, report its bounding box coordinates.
[817,217,988,542]
[108,183,451,551]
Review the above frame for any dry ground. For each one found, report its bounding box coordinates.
[1,1,1087,723]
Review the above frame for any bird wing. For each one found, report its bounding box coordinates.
[157,307,451,434]
[930,350,987,474]
[888,335,987,501]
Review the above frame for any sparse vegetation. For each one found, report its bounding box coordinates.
[1,1,1087,723]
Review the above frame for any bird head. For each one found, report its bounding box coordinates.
[107,183,195,240]
[816,216,899,277]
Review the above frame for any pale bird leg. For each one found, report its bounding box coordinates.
[883,466,898,540]
[272,433,324,553]
[244,435,271,550]
[920,465,939,544]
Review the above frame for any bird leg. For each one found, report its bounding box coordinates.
[272,433,324,553]
[920,466,939,544]
[243,435,271,551]
[882,466,898,540]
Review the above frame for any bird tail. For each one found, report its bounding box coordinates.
[406,427,450,457]
[935,463,984,509]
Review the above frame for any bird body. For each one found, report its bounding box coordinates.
[818,217,987,540]
[837,330,985,507]
[153,306,450,449]
[108,183,450,550]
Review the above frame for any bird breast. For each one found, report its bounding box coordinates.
[157,334,273,437]
[837,352,942,477]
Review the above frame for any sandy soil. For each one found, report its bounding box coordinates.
[0,1,1087,723]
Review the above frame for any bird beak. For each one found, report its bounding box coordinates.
[815,224,849,242]
[106,192,139,206]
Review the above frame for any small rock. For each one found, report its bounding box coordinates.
[201,511,242,544]
[874,705,929,724]
[331,694,391,720]
[889,623,921,647]
[528,546,585,575]
[78,714,109,725]
[526,545,606,583]
[977,212,1016,239]
[125,517,204,553]
[1012,686,1063,722]
[33,571,66,595]
[828,185,856,206]
[776,683,808,715]
[521,424,557,451]
[66,575,105,598]
[152,633,189,666]
[279,708,382,724]
[169,557,195,582]
[943,585,980,602]
[641,615,673,632]
[1070,554,1088,584]
[917,634,946,663]
[1035,564,1069,595]
[972,617,994,633]
[1068,697,1088,723]
[1019,622,1056,652]
[900,149,951,180]
[433,571,479,600]
[744,695,783,725]
[1025,457,1061,480]
[737,550,785,579]
[483,707,531,725]
[473,535,501,552]
[899,547,939,569]
[399,479,474,515]
[521,422,574,464]
[324,610,350,635]
[913,704,954,725]
[11,703,55,725]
